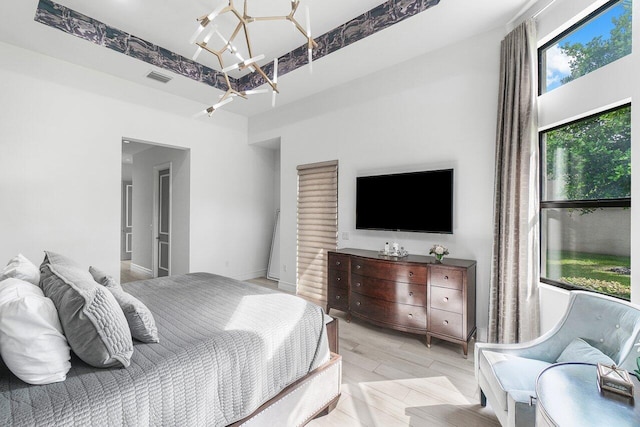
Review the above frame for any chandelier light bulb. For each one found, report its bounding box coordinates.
[189,25,205,44]
[273,58,278,84]
[207,2,227,21]
[192,46,203,61]
[213,97,233,108]
[244,89,268,95]
[203,26,216,44]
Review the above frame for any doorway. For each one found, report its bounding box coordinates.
[121,138,190,283]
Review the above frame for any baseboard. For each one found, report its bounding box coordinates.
[476,327,488,343]
[278,281,296,294]
[130,263,152,276]
[235,269,268,281]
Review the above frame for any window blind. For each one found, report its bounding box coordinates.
[296,160,338,306]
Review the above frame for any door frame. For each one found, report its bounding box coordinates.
[121,181,133,261]
[152,162,172,277]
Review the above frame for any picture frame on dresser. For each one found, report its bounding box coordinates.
[327,248,476,356]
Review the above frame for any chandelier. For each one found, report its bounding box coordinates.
[190,0,317,116]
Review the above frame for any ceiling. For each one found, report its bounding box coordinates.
[0,0,532,117]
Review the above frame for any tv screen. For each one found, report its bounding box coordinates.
[356,169,453,233]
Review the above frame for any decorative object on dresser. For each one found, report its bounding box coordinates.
[428,243,449,263]
[327,248,476,356]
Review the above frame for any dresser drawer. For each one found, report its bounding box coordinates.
[430,286,463,313]
[328,269,349,291]
[429,308,463,339]
[351,257,426,285]
[327,286,349,312]
[328,252,350,272]
[430,266,463,290]
[351,293,426,330]
[352,274,426,306]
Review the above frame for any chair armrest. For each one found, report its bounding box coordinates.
[474,322,574,380]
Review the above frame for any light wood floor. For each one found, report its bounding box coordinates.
[246,277,500,427]
[120,260,152,284]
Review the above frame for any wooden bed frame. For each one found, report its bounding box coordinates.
[231,317,341,426]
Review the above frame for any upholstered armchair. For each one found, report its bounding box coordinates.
[475,290,640,427]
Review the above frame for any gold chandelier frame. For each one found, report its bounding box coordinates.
[191,0,317,116]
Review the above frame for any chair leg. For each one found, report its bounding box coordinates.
[480,389,487,407]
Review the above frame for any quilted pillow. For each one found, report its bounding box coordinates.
[39,251,133,368]
[556,337,616,365]
[0,278,71,384]
[89,266,159,343]
[0,254,40,285]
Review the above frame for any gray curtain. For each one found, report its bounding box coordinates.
[488,19,540,344]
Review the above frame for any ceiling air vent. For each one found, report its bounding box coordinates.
[146,71,172,83]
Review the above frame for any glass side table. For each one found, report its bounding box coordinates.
[535,362,640,427]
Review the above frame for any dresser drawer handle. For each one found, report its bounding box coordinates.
[336,261,341,266]
[356,301,361,306]
[442,320,449,325]
[336,277,341,281]
[408,313,413,319]
[409,291,414,297]
[443,297,449,302]
[356,282,361,287]
[356,265,361,269]
[409,271,414,277]
[444,275,449,280]
[335,295,341,300]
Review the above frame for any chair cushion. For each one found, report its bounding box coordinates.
[479,350,552,412]
[556,337,615,365]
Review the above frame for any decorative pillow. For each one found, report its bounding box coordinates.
[89,266,159,343]
[556,337,616,365]
[0,278,71,384]
[39,251,133,368]
[0,254,40,285]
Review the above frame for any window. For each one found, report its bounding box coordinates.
[540,104,631,299]
[539,0,632,94]
[296,160,338,307]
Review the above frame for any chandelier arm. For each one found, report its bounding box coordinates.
[196,43,226,69]
[241,23,253,59]
[227,22,245,50]
[288,17,313,42]
[229,5,244,22]
[252,16,290,22]
[252,64,278,93]
[290,0,300,16]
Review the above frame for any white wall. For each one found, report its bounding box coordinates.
[0,41,275,281]
[131,145,190,275]
[250,28,503,340]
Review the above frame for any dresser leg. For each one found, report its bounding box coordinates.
[326,307,331,315]
[462,342,468,358]
[426,334,432,348]
[346,312,352,323]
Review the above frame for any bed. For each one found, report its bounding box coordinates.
[0,271,341,426]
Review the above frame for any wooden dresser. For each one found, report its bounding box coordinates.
[327,248,476,356]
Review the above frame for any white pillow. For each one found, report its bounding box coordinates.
[0,278,71,385]
[0,254,40,285]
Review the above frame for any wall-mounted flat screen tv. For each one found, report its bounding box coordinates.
[356,168,453,234]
